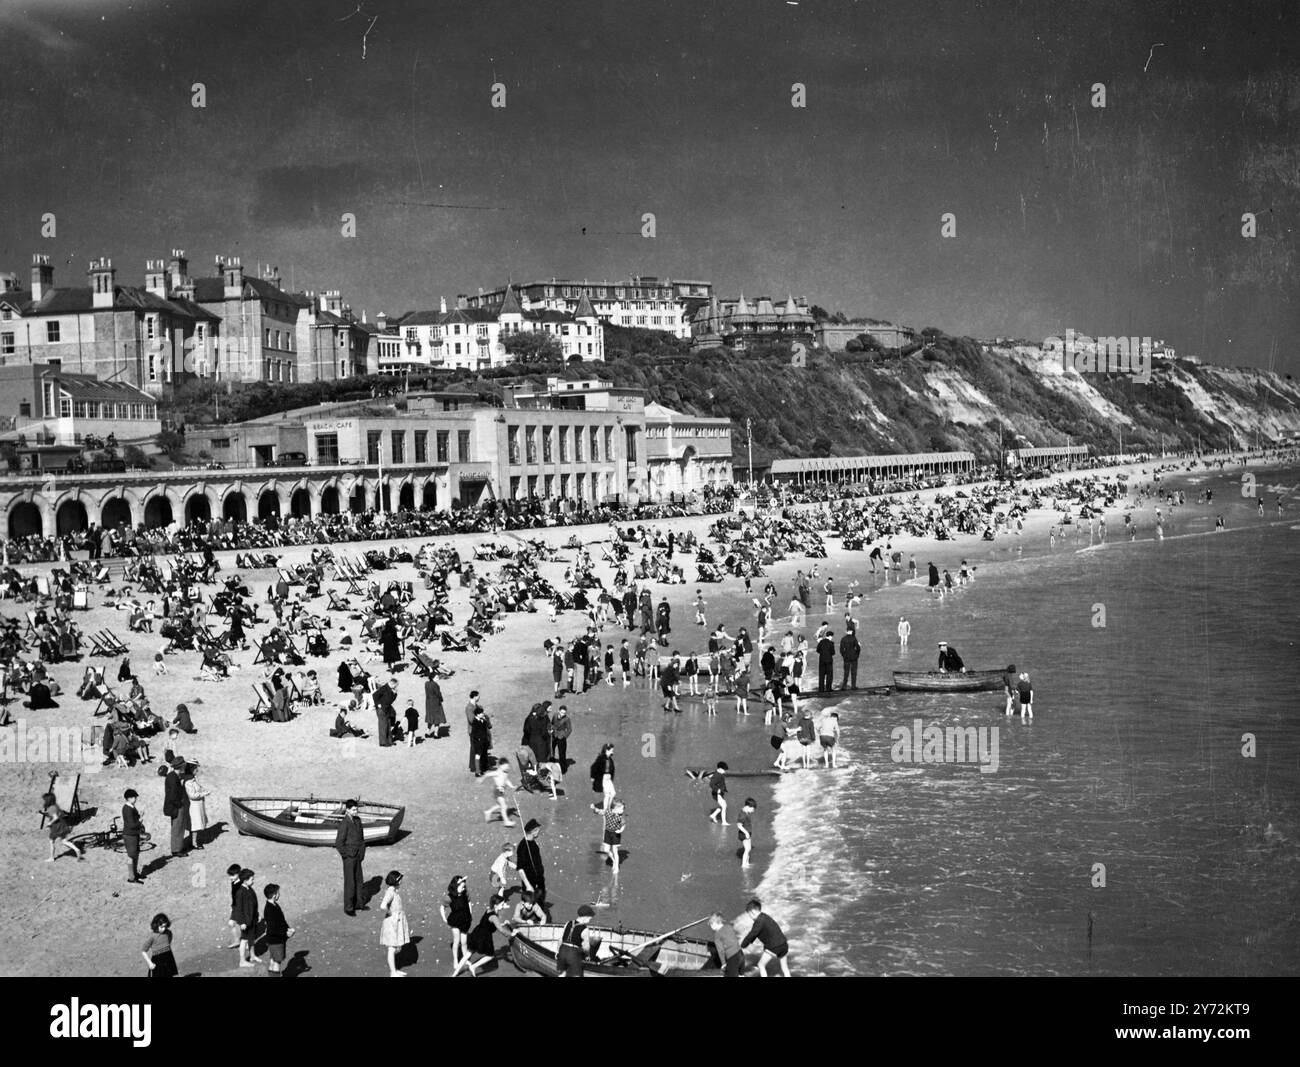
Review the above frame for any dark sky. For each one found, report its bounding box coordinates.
[1,0,1296,369]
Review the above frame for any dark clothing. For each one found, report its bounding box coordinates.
[816,637,835,692]
[741,912,789,954]
[264,900,289,943]
[233,884,259,934]
[839,632,860,688]
[938,647,965,672]
[380,621,401,666]
[162,769,190,856]
[467,909,500,957]
[517,837,546,902]
[523,709,551,763]
[335,813,367,912]
[470,714,491,774]
[424,678,446,731]
[557,919,585,977]
[122,803,143,878]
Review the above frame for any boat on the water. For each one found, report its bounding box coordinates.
[892,669,1005,692]
[509,924,722,977]
[230,797,405,846]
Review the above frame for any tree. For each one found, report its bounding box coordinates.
[123,444,151,469]
[502,331,564,363]
[156,428,186,461]
[810,305,831,321]
[811,435,833,457]
[845,338,863,353]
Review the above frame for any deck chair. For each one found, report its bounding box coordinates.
[72,588,89,611]
[440,630,469,653]
[101,630,129,655]
[411,649,440,677]
[87,632,116,656]
[251,639,270,665]
[39,772,82,828]
[34,576,52,599]
[24,611,39,638]
[326,590,351,612]
[278,567,302,587]
[249,683,273,721]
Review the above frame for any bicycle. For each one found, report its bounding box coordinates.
[71,816,155,855]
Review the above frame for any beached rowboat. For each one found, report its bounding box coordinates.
[229,797,405,846]
[892,670,1005,692]
[509,924,722,977]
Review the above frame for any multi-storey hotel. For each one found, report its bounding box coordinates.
[458,275,711,339]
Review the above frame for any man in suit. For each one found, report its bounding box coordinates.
[839,625,861,690]
[465,690,483,772]
[816,631,835,693]
[374,676,397,746]
[162,756,190,856]
[334,798,367,915]
[122,788,144,883]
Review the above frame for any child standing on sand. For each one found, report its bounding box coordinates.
[490,840,517,896]
[141,913,179,977]
[738,798,756,868]
[233,868,261,968]
[440,874,472,976]
[380,870,412,977]
[226,863,244,949]
[263,883,294,976]
[404,701,419,747]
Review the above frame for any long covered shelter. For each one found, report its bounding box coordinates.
[768,450,976,485]
[1007,445,1090,468]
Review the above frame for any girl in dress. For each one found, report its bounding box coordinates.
[379,870,411,977]
[141,913,178,977]
[184,764,210,850]
[439,874,472,975]
[43,794,83,862]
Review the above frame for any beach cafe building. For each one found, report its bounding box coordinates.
[766,451,977,486]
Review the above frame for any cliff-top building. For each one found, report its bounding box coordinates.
[690,294,815,350]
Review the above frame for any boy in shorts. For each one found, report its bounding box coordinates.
[490,840,517,895]
[707,762,729,824]
[262,883,294,975]
[818,711,841,768]
[740,898,791,977]
[738,798,755,868]
[592,797,626,873]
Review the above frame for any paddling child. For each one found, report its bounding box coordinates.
[733,660,751,715]
[484,759,517,826]
[263,883,294,976]
[592,797,626,873]
[707,762,729,824]
[620,639,632,688]
[709,913,745,977]
[898,615,910,648]
[694,589,707,627]
[605,644,616,686]
[704,679,718,717]
[440,874,472,977]
[1017,672,1034,720]
[740,899,792,977]
[819,711,841,768]
[738,798,756,867]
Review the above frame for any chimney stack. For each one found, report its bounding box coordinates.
[88,257,116,308]
[168,249,189,289]
[222,256,244,298]
[323,289,343,315]
[439,296,447,314]
[30,254,53,301]
[376,311,387,331]
[145,258,171,298]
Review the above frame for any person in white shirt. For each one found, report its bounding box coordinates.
[897,616,911,648]
[818,711,841,768]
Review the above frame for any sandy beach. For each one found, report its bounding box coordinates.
[0,452,1272,977]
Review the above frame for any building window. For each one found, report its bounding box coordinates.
[625,427,637,462]
[436,430,449,463]
[19,400,31,416]
[264,328,271,348]
[510,475,521,499]
[73,401,86,418]
[507,426,520,465]
[47,321,61,343]
[367,431,382,464]
[558,427,568,463]
[604,427,613,461]
[339,360,347,378]
[590,427,599,462]
[405,328,417,343]
[129,403,141,419]
[146,316,156,340]
[414,430,428,463]
[0,332,13,354]
[391,431,405,463]
[525,426,537,464]
[542,427,553,463]
[560,473,570,498]
[60,398,72,418]
[574,430,582,463]
[315,433,339,464]
[457,430,470,461]
[212,437,230,450]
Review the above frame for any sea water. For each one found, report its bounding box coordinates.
[758,465,1300,975]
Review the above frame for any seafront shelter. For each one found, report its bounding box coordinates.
[1007,445,1090,469]
[768,451,976,485]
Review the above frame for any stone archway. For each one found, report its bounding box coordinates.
[421,481,437,511]
[144,495,174,529]
[185,493,212,526]
[375,485,391,513]
[56,499,89,535]
[101,496,132,531]
[223,491,248,522]
[320,485,340,514]
[258,489,281,522]
[398,482,415,511]
[349,483,367,514]
[289,487,312,518]
[8,500,44,539]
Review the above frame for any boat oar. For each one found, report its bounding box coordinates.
[633,914,712,962]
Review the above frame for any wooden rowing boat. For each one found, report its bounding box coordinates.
[508,924,722,977]
[229,797,405,846]
[892,669,1005,692]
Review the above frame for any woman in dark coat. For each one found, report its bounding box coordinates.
[523,703,551,763]
[338,660,354,693]
[380,618,401,668]
[228,603,246,647]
